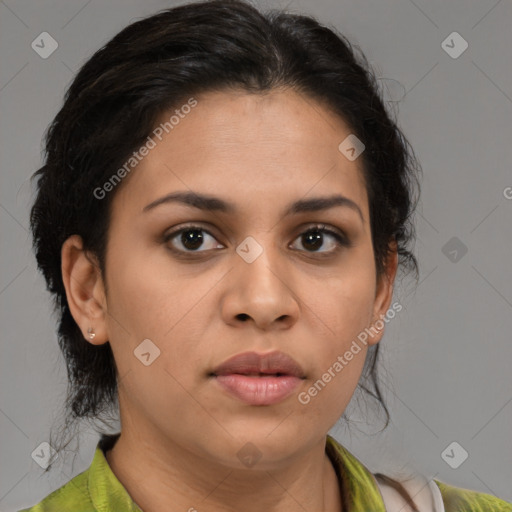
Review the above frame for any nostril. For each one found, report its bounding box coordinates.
[237,313,250,321]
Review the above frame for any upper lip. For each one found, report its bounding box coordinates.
[211,351,306,378]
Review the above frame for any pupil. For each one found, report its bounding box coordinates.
[182,229,203,250]
[303,231,322,251]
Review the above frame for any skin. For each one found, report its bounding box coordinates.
[61,88,398,512]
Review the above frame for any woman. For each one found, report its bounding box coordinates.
[21,0,511,510]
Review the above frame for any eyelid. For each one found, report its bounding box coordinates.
[163,222,219,239]
[294,222,348,241]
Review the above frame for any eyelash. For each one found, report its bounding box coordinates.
[162,223,352,258]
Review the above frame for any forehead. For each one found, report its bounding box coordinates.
[110,88,369,221]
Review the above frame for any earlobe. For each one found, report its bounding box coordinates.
[61,234,108,345]
[368,239,399,346]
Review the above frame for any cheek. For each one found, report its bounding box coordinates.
[104,240,182,334]
[104,244,220,376]
[103,249,208,425]
[305,261,376,351]
[297,262,375,418]
[296,299,372,433]
[297,349,366,425]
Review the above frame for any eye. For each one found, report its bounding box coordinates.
[163,223,351,257]
[290,224,350,254]
[163,225,223,254]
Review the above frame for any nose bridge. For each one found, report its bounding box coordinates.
[224,230,299,328]
[236,231,286,291]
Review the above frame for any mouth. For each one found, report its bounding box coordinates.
[209,351,306,405]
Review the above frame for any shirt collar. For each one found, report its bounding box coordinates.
[88,433,385,512]
[326,434,386,512]
[89,433,143,512]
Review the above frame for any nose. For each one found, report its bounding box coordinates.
[220,239,300,331]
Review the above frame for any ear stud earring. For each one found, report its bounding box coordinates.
[87,327,96,340]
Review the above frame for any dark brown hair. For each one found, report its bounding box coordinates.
[29,0,421,508]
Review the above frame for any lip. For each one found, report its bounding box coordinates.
[210,351,306,406]
[212,350,305,378]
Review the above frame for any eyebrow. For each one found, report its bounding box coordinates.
[142,191,364,223]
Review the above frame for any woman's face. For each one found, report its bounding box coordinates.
[69,88,397,468]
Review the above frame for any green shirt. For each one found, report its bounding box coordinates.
[19,434,512,511]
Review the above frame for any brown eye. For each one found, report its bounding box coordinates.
[164,225,223,253]
[291,224,350,254]
[163,222,350,258]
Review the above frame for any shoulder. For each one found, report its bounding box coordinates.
[17,469,94,512]
[326,435,511,512]
[434,479,512,512]
[18,438,141,512]
[376,474,511,512]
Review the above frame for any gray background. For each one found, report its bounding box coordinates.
[1,0,511,510]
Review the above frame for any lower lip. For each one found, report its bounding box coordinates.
[214,374,302,405]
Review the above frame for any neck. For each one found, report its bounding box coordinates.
[105,430,342,512]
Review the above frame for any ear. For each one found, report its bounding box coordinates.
[61,234,109,345]
[367,238,399,346]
